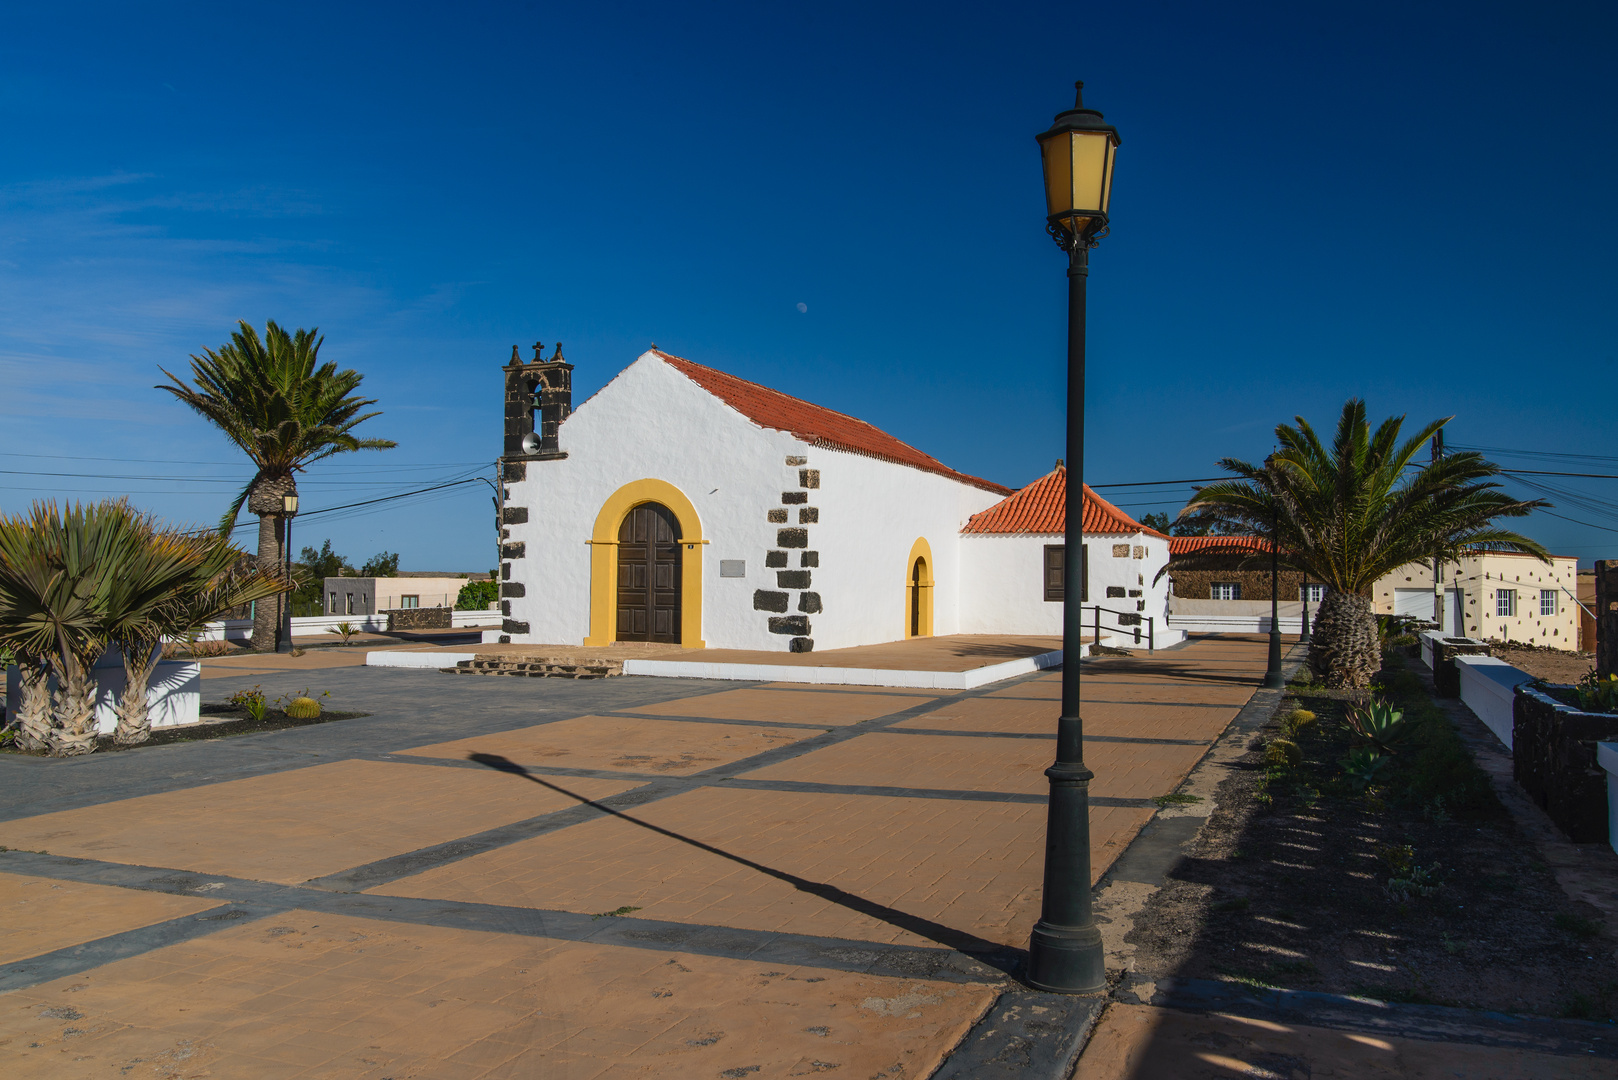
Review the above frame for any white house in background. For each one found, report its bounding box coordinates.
[960,468,1175,644]
[322,575,470,616]
[497,345,1176,652]
[1372,551,1582,645]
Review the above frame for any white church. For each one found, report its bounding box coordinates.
[495,344,1174,653]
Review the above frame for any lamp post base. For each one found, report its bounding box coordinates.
[1027,920,1106,993]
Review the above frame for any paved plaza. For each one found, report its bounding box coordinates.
[4,633,1557,1078]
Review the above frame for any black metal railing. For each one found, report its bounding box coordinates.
[1082,604,1154,651]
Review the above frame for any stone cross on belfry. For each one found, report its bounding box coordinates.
[533,342,545,361]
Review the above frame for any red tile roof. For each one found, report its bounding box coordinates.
[656,351,1012,494]
[961,468,1169,537]
[1167,535,1273,556]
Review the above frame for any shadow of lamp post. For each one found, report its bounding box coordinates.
[277,493,299,654]
[1026,80,1119,995]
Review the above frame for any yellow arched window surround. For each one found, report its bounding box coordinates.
[904,536,934,639]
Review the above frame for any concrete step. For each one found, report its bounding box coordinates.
[437,655,624,679]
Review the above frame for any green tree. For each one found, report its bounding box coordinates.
[294,539,354,615]
[456,578,498,610]
[360,551,400,577]
[157,321,395,650]
[1180,400,1548,688]
[1138,511,1171,533]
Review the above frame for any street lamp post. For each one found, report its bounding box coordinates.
[1263,494,1285,688]
[1026,81,1119,995]
[1300,578,1313,644]
[277,493,299,654]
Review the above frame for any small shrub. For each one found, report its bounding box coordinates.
[1576,672,1618,714]
[1153,792,1202,808]
[328,622,361,645]
[227,685,268,722]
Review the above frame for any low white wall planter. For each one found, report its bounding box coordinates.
[5,658,201,735]
[1600,742,1618,857]
[1452,654,1533,750]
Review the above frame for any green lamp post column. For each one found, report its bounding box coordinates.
[1026,81,1119,995]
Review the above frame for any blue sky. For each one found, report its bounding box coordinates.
[2,0,1615,569]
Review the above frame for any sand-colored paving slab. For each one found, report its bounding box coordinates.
[1078,1003,1614,1079]
[746,732,1052,795]
[374,785,1127,950]
[744,731,1206,802]
[0,874,224,965]
[0,908,996,1080]
[757,682,956,696]
[395,715,816,775]
[891,695,1058,733]
[626,687,927,726]
[1,760,637,885]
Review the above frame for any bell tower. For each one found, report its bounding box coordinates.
[503,341,573,461]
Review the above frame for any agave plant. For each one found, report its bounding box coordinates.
[1344,696,1413,755]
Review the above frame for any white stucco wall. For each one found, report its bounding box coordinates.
[501,351,1008,652]
[958,531,1171,637]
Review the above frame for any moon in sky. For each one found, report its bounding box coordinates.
[796,302,808,313]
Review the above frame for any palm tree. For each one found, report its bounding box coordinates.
[0,501,129,755]
[1178,400,1548,688]
[157,321,395,650]
[103,515,284,745]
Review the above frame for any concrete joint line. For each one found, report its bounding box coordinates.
[932,989,1109,1079]
[0,850,1015,993]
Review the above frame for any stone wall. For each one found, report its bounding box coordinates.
[1597,560,1618,679]
[1169,565,1305,601]
[1431,637,1492,698]
[386,606,453,631]
[1514,685,1618,843]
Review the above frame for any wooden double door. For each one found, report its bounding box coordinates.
[616,503,682,643]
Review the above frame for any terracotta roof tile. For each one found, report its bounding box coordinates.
[961,468,1169,537]
[1167,535,1273,555]
[656,351,1012,495]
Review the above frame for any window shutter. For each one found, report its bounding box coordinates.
[1044,545,1064,602]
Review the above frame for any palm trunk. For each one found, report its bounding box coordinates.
[251,511,282,650]
[247,473,296,652]
[13,657,52,752]
[47,654,100,756]
[1309,590,1380,689]
[113,641,161,746]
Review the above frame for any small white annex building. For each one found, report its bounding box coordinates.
[496,345,1174,652]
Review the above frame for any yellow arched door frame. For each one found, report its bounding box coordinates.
[584,479,706,647]
[904,537,934,639]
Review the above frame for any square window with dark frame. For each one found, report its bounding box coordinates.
[1496,589,1516,617]
[1210,582,1240,601]
[1043,544,1088,602]
[1540,589,1557,616]
[1300,583,1325,604]
[401,595,420,609]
